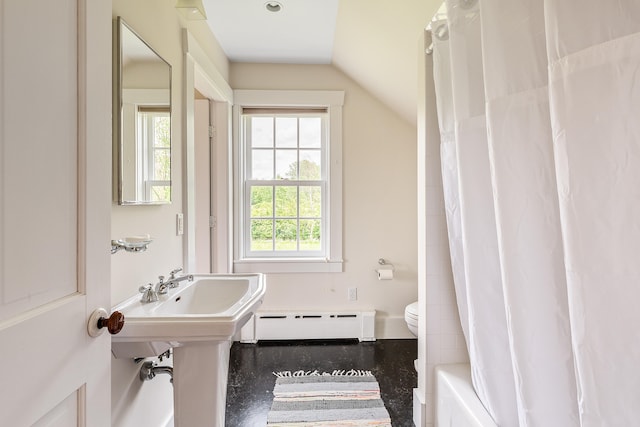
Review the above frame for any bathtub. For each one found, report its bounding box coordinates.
[436,364,497,427]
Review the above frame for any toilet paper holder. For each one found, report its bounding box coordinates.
[376,258,395,280]
[377,258,395,271]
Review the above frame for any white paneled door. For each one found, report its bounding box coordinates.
[0,0,112,425]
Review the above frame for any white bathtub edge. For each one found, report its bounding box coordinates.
[435,364,497,427]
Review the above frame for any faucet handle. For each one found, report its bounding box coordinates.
[169,268,182,279]
[158,275,165,284]
[139,284,152,293]
[139,283,158,303]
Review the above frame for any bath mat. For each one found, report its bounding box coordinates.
[267,370,392,427]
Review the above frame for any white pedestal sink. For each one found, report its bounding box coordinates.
[111,273,266,427]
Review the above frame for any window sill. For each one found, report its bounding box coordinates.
[233,258,344,274]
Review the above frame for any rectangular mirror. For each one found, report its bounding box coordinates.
[114,17,172,205]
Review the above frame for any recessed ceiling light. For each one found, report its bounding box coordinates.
[265,1,282,12]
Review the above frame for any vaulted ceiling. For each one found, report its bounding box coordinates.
[204,0,443,125]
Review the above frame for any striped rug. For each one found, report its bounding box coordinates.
[267,370,392,427]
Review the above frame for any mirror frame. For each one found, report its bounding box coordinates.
[114,16,172,205]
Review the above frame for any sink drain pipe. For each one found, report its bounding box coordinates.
[140,360,173,384]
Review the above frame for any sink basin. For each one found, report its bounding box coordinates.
[111,273,265,358]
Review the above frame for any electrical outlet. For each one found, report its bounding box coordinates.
[348,287,357,302]
[176,213,184,236]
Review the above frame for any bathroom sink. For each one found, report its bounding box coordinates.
[111,273,265,358]
[111,273,265,426]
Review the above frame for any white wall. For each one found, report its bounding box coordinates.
[230,64,418,338]
[110,1,229,426]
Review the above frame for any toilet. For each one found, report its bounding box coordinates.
[404,301,419,337]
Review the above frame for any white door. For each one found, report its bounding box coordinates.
[0,0,112,425]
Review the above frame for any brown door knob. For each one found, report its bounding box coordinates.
[97,311,125,335]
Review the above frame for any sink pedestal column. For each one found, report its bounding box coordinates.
[172,340,231,427]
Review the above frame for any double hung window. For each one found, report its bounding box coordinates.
[233,90,344,273]
[245,112,325,256]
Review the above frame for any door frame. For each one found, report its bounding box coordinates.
[182,29,233,274]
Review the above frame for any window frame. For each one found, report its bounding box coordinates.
[232,90,344,273]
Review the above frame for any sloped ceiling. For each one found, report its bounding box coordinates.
[204,0,443,125]
[333,0,441,125]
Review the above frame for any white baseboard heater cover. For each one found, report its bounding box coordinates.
[240,310,376,343]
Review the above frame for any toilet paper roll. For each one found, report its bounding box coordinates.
[377,268,394,280]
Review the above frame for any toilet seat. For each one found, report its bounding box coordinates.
[404,301,419,337]
[405,301,419,319]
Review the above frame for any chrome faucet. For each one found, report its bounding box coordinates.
[138,268,193,303]
[155,275,169,295]
[168,268,182,280]
[165,268,194,289]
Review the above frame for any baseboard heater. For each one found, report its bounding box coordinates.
[239,310,376,343]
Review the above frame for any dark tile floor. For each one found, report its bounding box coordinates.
[225,339,417,427]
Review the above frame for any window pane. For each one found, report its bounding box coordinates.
[276,149,297,180]
[299,186,321,217]
[299,117,321,148]
[251,117,273,148]
[275,186,297,217]
[251,219,273,251]
[154,148,170,180]
[276,117,297,148]
[153,115,170,148]
[250,186,273,217]
[275,219,297,251]
[300,219,321,251]
[251,149,274,180]
[299,150,321,180]
[151,185,171,202]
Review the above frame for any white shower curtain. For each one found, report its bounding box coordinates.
[480,1,579,425]
[434,0,640,425]
[444,1,519,424]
